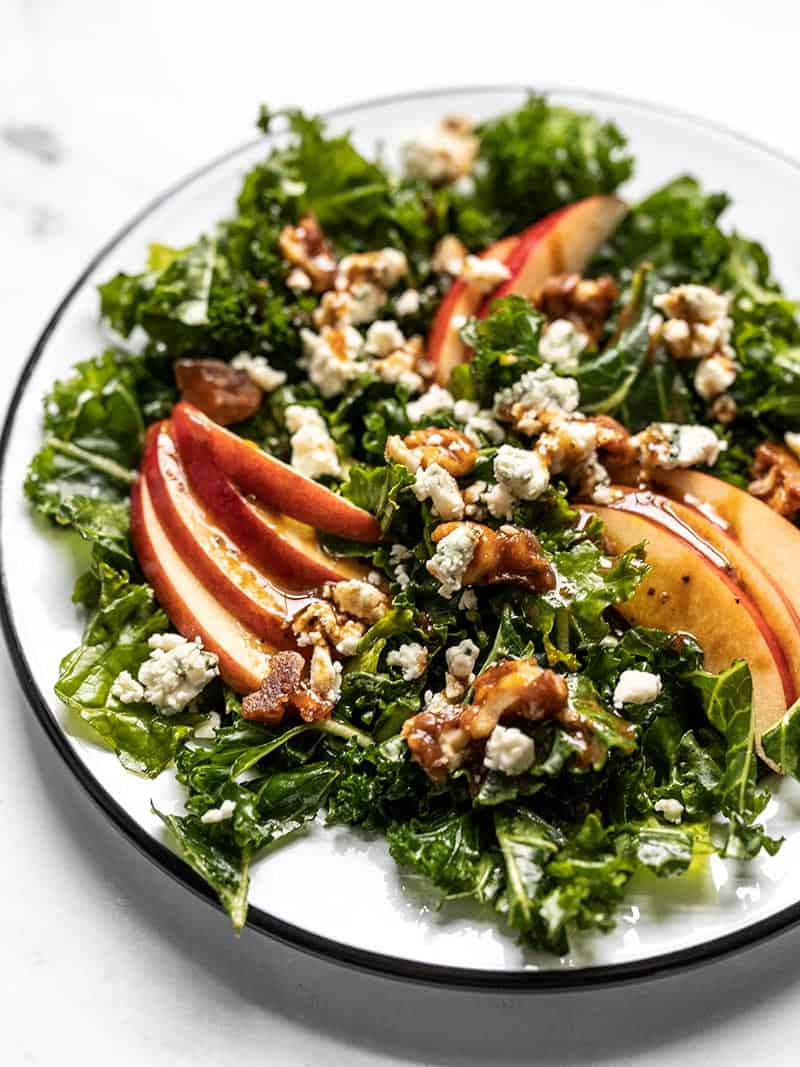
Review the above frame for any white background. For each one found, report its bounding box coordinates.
[4,1,800,1063]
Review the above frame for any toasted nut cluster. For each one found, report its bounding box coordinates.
[278,214,338,292]
[749,442,800,520]
[652,283,734,359]
[534,273,619,344]
[401,659,569,781]
[431,234,468,275]
[242,650,332,724]
[372,335,425,393]
[290,579,390,657]
[385,427,478,477]
[312,248,408,327]
[431,521,555,592]
[174,358,262,426]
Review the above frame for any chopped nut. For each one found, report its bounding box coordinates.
[241,650,332,725]
[431,522,555,593]
[174,358,262,426]
[749,442,800,519]
[386,427,478,477]
[652,283,733,361]
[278,214,338,292]
[534,273,619,344]
[431,234,468,276]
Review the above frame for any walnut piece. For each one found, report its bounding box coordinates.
[749,442,800,520]
[386,427,478,477]
[534,273,619,344]
[174,359,262,426]
[431,521,555,592]
[278,214,338,292]
[241,650,332,724]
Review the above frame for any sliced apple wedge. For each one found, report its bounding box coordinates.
[171,402,382,543]
[652,468,800,629]
[429,234,519,386]
[172,415,365,590]
[143,422,299,648]
[482,195,627,308]
[590,498,796,766]
[131,477,284,693]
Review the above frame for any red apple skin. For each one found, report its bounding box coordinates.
[131,476,281,693]
[652,468,800,632]
[590,500,795,768]
[143,421,299,650]
[428,234,519,386]
[483,195,627,309]
[613,487,800,698]
[173,414,364,590]
[171,402,382,543]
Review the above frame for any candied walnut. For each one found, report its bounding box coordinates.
[290,598,365,656]
[431,521,555,592]
[174,359,262,426]
[337,248,408,291]
[749,442,800,520]
[401,696,471,783]
[241,650,332,725]
[386,427,478,477]
[533,273,619,344]
[462,659,569,739]
[589,414,639,482]
[278,214,338,292]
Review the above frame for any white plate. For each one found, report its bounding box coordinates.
[5,86,800,989]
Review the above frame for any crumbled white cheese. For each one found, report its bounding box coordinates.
[412,462,465,520]
[493,445,550,502]
[636,423,725,469]
[482,482,516,521]
[431,234,467,276]
[613,669,662,707]
[285,404,342,480]
[654,798,685,824]
[426,524,479,598]
[114,634,219,715]
[404,118,478,184]
[406,384,455,423]
[194,711,221,740]
[694,354,737,401]
[301,325,366,398]
[458,588,478,611]
[231,352,287,393]
[310,645,342,705]
[389,543,413,590]
[462,255,511,293]
[785,431,800,459]
[446,639,480,680]
[111,670,145,704]
[201,798,237,825]
[494,366,580,434]
[386,642,429,681]
[484,725,535,776]
[538,318,587,372]
[365,319,406,357]
[655,284,729,324]
[347,283,386,324]
[286,267,312,291]
[453,398,506,445]
[329,579,388,624]
[395,289,421,317]
[653,285,733,360]
[373,351,424,394]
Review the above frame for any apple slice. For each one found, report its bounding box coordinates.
[481,195,627,309]
[143,421,299,649]
[652,468,800,629]
[171,402,382,543]
[131,476,283,693]
[172,414,365,590]
[590,499,795,766]
[612,488,800,698]
[429,234,519,386]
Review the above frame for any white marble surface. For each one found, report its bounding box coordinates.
[4,1,800,1064]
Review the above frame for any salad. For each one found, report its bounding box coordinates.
[25,96,800,952]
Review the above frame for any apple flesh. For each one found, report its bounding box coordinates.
[143,422,299,648]
[172,415,366,590]
[591,499,795,768]
[428,235,519,386]
[481,195,627,309]
[131,476,288,693]
[171,402,382,543]
[652,468,800,632]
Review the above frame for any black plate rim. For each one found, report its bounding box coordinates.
[4,83,800,992]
